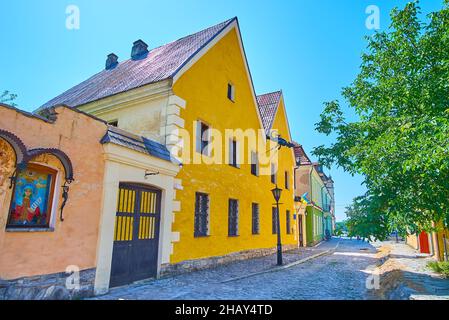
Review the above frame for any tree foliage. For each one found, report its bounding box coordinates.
[313,0,449,238]
[334,221,348,236]
[0,90,17,106]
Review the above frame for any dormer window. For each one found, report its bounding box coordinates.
[108,120,118,127]
[227,83,235,102]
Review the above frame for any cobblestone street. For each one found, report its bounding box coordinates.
[92,238,384,300]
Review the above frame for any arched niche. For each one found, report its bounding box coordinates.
[28,148,74,182]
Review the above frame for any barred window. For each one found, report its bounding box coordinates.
[272,207,277,234]
[252,203,260,235]
[286,210,291,234]
[194,192,209,237]
[228,199,239,236]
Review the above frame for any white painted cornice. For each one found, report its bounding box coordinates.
[102,143,180,177]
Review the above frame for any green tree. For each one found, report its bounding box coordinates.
[0,90,17,106]
[345,195,391,240]
[314,1,449,238]
[334,221,348,236]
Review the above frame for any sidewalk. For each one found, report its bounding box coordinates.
[373,241,449,300]
[156,238,339,283]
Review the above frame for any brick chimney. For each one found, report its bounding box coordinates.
[105,53,118,70]
[131,39,149,60]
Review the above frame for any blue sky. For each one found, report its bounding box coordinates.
[0,0,443,221]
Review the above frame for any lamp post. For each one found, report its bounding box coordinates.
[271,185,283,266]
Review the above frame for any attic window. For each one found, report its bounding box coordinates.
[227,83,235,102]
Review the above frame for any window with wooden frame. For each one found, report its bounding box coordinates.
[196,121,210,156]
[251,203,260,235]
[271,163,277,184]
[285,171,290,189]
[251,151,259,176]
[227,83,235,102]
[229,139,239,168]
[286,210,291,234]
[194,192,209,237]
[228,199,239,236]
[7,163,57,229]
[272,207,278,234]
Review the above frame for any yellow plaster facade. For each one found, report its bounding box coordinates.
[170,28,297,263]
[78,25,297,266]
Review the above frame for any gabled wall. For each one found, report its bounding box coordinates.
[170,27,297,263]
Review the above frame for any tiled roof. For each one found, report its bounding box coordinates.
[292,141,312,165]
[256,91,282,133]
[100,126,177,163]
[38,18,235,110]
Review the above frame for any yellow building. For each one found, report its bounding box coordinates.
[38,17,297,292]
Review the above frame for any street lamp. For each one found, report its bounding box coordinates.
[271,185,283,266]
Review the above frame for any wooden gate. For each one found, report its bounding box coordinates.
[109,184,161,288]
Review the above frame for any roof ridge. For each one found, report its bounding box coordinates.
[37,17,236,111]
[114,17,236,68]
[256,90,282,97]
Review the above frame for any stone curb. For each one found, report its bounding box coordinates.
[221,240,341,284]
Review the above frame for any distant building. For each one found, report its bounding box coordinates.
[293,143,334,246]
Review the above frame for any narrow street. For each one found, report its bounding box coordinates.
[93,239,384,300]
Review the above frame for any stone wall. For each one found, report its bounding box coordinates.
[160,245,297,277]
[0,268,96,300]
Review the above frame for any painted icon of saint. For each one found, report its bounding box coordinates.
[12,184,42,224]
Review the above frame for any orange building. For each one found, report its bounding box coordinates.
[0,104,107,299]
[0,103,180,299]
